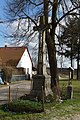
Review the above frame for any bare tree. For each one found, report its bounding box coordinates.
[5,0,80,100]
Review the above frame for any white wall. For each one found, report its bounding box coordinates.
[16,49,32,77]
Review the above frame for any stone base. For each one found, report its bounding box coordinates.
[45,75,53,96]
[30,74,53,100]
[30,74,45,100]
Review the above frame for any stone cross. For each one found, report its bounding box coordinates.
[33,16,52,98]
[34,16,47,75]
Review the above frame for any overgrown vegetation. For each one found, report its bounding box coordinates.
[6,100,43,113]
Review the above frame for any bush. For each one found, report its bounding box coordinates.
[7,100,43,113]
[61,85,69,100]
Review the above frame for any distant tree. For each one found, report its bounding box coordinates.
[59,17,80,63]
[59,16,80,79]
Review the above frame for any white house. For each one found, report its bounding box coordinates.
[16,47,32,77]
[0,46,32,79]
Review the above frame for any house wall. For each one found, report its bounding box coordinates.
[16,49,32,78]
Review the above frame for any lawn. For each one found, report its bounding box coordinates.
[60,79,80,99]
[0,80,80,120]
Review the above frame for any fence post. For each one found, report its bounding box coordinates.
[16,86,19,99]
[8,84,10,103]
[42,86,44,111]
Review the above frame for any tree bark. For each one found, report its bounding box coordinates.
[77,47,79,80]
[46,31,60,100]
[44,0,60,100]
[47,35,60,100]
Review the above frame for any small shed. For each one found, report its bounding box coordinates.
[68,67,74,80]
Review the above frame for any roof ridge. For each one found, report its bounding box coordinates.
[0,46,31,67]
[0,46,27,49]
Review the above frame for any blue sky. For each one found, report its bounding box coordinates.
[0,0,7,47]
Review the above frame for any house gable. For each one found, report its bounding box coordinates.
[17,49,32,75]
[0,47,26,66]
[0,47,32,76]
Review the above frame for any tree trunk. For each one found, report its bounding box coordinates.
[44,0,60,100]
[50,0,60,100]
[77,47,79,80]
[46,31,60,100]
[71,42,73,67]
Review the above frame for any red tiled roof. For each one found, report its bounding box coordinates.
[0,47,30,66]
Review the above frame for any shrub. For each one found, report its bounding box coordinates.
[61,85,69,100]
[7,100,43,113]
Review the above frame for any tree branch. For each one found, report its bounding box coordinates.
[29,0,43,6]
[22,11,37,26]
[56,5,80,25]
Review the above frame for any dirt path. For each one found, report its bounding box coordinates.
[0,80,32,104]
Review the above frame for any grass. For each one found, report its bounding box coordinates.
[60,79,80,99]
[0,99,80,120]
[0,79,80,119]
[7,99,43,113]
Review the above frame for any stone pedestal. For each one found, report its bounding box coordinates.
[31,74,53,100]
[31,75,45,100]
[45,75,53,96]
